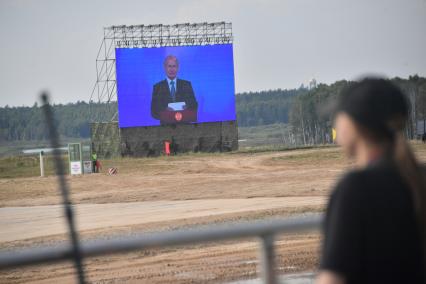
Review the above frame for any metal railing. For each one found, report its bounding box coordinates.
[0,94,323,284]
[0,214,322,284]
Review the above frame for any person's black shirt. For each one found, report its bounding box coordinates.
[320,158,424,284]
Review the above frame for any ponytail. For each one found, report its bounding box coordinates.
[393,134,426,271]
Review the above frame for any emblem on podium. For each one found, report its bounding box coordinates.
[175,112,183,122]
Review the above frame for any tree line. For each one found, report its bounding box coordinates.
[288,75,426,145]
[236,88,307,126]
[1,75,425,143]
[0,101,116,141]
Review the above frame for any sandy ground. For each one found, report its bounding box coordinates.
[1,144,425,283]
[0,148,346,208]
[0,197,326,243]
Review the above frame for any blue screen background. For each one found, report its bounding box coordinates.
[115,44,236,128]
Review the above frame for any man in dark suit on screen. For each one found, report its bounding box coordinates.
[151,55,198,123]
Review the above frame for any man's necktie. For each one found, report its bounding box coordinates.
[170,81,176,102]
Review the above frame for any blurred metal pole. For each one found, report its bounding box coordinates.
[39,151,45,177]
[41,93,86,284]
[259,234,277,284]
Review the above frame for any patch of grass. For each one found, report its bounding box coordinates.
[0,154,69,179]
[270,150,342,162]
[0,138,90,158]
[238,123,292,147]
[236,144,336,154]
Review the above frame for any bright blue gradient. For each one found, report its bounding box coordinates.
[115,44,236,128]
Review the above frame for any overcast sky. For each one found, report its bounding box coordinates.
[0,0,425,106]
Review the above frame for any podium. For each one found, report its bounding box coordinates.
[159,109,197,124]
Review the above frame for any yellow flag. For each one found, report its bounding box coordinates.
[332,128,337,142]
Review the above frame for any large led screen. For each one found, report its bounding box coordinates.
[115,44,236,128]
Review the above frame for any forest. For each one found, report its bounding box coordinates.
[1,75,425,144]
[289,75,426,145]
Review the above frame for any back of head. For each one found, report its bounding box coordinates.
[339,77,426,271]
[338,78,409,142]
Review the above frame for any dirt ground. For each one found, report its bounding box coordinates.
[1,144,426,283]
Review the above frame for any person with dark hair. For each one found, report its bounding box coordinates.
[317,78,425,284]
[150,55,198,123]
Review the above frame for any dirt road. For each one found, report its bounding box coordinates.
[1,144,425,283]
[0,197,326,243]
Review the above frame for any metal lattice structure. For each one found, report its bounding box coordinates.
[89,22,233,121]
